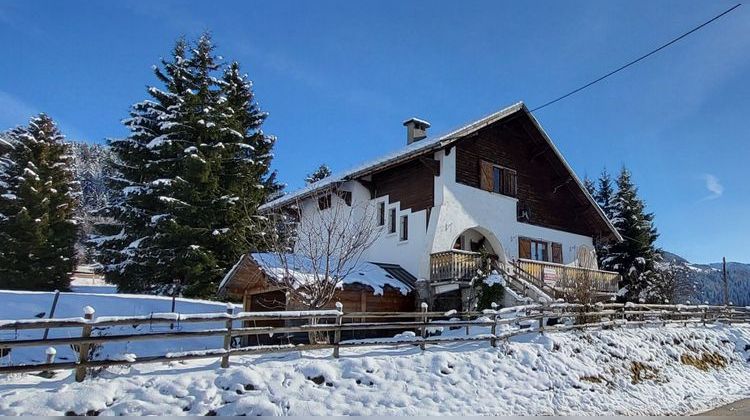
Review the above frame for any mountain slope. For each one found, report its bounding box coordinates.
[661,252,750,306]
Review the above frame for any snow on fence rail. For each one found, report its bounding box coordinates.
[0,302,748,382]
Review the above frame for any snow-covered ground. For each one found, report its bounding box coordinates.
[1,322,749,415]
[0,290,229,365]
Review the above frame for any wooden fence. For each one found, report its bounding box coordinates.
[1,302,749,382]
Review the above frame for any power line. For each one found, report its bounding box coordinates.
[530,3,742,113]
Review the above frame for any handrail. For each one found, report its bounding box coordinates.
[516,258,619,275]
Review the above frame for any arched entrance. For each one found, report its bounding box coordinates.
[450,226,506,264]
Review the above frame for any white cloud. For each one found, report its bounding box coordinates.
[701,174,724,201]
[0,90,37,131]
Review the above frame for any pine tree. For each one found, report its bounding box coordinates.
[71,142,117,264]
[0,115,79,291]
[305,164,332,185]
[94,35,279,297]
[601,167,662,302]
[594,169,615,219]
[583,175,596,196]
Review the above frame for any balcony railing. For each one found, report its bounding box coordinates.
[429,250,489,282]
[514,258,620,294]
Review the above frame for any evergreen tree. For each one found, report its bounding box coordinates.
[583,175,596,196]
[594,169,615,219]
[94,35,278,297]
[0,115,79,291]
[71,142,117,264]
[601,167,662,302]
[305,164,332,185]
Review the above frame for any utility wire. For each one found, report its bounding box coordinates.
[530,3,742,112]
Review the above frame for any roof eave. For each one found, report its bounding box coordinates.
[522,106,624,242]
[260,101,526,212]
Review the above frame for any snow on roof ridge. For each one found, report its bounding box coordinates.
[260,101,525,211]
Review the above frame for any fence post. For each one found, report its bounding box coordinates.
[42,290,61,340]
[39,347,57,378]
[333,302,343,358]
[490,302,498,347]
[420,302,428,351]
[75,306,95,382]
[221,303,234,368]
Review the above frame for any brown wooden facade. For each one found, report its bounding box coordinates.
[454,115,609,238]
[370,158,437,213]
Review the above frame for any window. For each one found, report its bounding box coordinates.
[388,208,397,234]
[399,215,408,241]
[377,202,385,226]
[530,240,548,262]
[318,194,331,210]
[492,166,517,197]
[519,237,550,262]
[337,190,352,206]
[480,160,517,197]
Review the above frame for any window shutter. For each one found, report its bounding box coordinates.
[504,169,517,197]
[518,238,532,259]
[479,160,494,192]
[551,243,563,264]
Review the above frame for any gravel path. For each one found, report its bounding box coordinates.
[699,399,750,416]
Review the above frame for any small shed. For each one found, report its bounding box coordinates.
[217,253,417,314]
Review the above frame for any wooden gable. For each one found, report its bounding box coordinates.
[455,112,614,239]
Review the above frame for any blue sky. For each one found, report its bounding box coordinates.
[0,1,748,263]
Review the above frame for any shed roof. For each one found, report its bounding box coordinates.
[218,253,416,297]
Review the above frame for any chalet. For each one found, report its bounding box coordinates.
[219,102,622,312]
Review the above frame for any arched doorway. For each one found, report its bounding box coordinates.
[450,226,506,264]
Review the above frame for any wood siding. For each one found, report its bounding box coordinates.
[455,116,606,237]
[371,158,435,212]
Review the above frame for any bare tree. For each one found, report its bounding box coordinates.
[259,186,381,310]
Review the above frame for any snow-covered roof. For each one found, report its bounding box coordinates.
[260,101,621,241]
[260,102,525,211]
[403,117,431,127]
[218,253,416,296]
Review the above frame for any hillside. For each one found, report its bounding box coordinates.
[661,252,750,306]
[0,324,748,415]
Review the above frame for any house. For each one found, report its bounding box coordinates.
[219,102,622,312]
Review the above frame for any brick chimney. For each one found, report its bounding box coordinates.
[403,118,430,145]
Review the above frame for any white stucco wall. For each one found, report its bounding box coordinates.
[294,180,429,279]
[292,146,596,281]
[426,149,595,275]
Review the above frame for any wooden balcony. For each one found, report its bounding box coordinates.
[429,250,490,282]
[514,258,620,294]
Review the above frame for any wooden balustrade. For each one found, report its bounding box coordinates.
[429,250,488,282]
[515,258,620,293]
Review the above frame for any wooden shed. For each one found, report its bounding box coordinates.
[218,253,417,315]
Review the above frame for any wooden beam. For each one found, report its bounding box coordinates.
[356,179,377,198]
[417,157,440,176]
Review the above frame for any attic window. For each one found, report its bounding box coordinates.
[480,160,517,197]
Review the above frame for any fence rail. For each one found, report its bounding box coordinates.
[1,302,749,381]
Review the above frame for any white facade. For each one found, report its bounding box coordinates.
[293,145,596,282]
